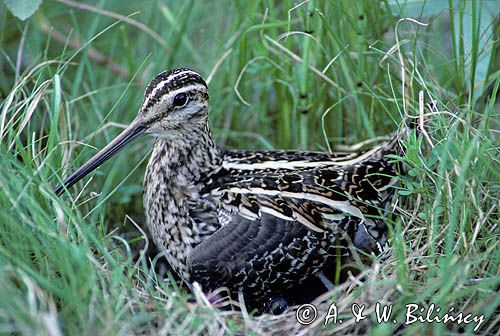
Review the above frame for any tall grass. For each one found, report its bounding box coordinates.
[0,0,498,334]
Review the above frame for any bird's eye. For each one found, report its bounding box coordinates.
[173,93,188,107]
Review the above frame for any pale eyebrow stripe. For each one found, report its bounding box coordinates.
[143,70,202,109]
[141,83,207,114]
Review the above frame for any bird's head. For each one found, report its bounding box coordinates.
[54,68,209,195]
[137,68,209,139]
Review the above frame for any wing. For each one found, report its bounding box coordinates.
[188,212,350,297]
[203,156,398,233]
[187,149,398,295]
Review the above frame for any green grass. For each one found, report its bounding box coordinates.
[0,0,498,334]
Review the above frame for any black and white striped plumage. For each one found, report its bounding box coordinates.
[56,68,403,305]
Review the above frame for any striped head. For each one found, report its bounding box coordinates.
[138,68,209,139]
[54,68,209,195]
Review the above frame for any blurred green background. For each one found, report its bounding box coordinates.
[0,0,498,335]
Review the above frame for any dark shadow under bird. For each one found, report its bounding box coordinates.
[55,68,406,312]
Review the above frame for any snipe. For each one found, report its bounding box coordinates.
[55,68,404,308]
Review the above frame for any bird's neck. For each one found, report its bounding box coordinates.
[143,121,220,279]
[148,122,220,182]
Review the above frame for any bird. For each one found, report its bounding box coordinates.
[55,68,405,310]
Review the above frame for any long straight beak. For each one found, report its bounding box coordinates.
[54,121,145,196]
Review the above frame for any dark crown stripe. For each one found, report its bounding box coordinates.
[144,68,192,97]
[142,69,207,113]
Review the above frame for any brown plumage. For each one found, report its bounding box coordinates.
[55,68,406,309]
